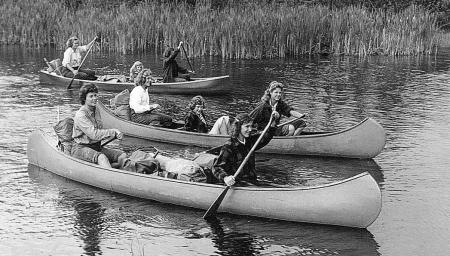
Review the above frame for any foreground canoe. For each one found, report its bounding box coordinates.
[27,130,382,228]
[39,70,230,95]
[98,101,386,158]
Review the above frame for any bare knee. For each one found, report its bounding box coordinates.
[97,154,112,168]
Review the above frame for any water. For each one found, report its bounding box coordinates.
[1,45,450,255]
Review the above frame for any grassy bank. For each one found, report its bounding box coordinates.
[0,0,442,58]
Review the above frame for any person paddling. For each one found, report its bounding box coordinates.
[162,41,193,83]
[71,84,127,168]
[61,36,98,80]
[212,112,278,186]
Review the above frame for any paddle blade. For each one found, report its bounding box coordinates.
[203,186,230,219]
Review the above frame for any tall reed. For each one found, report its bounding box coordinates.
[0,0,442,58]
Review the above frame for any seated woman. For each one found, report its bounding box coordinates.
[250,81,306,136]
[61,36,97,80]
[184,95,210,133]
[71,84,127,168]
[212,112,278,186]
[129,69,173,128]
[129,61,143,83]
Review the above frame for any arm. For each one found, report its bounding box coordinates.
[212,144,234,182]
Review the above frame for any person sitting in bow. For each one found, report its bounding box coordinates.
[71,84,127,168]
[129,69,174,128]
[129,61,144,83]
[162,41,193,83]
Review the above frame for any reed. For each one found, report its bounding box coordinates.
[0,0,442,58]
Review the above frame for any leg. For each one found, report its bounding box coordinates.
[97,154,112,168]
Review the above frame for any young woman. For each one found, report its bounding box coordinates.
[129,61,143,82]
[129,69,173,128]
[212,112,277,186]
[71,84,127,168]
[184,95,209,133]
[61,36,97,80]
[250,81,306,136]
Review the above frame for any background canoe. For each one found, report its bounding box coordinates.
[27,130,382,228]
[39,70,230,95]
[98,102,386,158]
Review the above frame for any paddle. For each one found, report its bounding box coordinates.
[203,111,275,219]
[276,114,306,128]
[101,136,117,147]
[67,35,99,89]
[181,43,195,73]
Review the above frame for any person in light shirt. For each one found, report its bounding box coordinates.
[129,69,173,127]
[61,36,97,80]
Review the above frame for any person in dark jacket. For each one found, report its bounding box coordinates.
[162,41,193,83]
[212,112,278,186]
[249,81,306,136]
[184,95,209,133]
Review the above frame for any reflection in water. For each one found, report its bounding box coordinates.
[28,165,105,255]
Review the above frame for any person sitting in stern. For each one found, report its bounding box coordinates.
[212,112,278,186]
[61,36,97,80]
[162,41,193,83]
[71,84,127,168]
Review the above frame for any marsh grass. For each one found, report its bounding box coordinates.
[0,0,442,58]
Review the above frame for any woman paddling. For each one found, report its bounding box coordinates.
[71,84,127,168]
[162,41,193,83]
[61,36,98,80]
[212,112,278,186]
[250,81,306,136]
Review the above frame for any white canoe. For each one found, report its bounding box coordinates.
[27,130,382,228]
[98,101,386,159]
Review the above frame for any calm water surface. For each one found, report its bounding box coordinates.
[1,46,450,255]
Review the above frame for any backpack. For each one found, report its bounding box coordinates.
[53,117,74,155]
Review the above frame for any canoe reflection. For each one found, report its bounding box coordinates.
[28,164,381,256]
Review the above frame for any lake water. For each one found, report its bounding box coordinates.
[1,45,450,256]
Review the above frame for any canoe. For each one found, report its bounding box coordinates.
[39,70,231,95]
[97,101,386,159]
[27,130,382,228]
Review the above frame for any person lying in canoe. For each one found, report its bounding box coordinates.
[61,36,98,80]
[212,112,278,186]
[250,81,307,136]
[162,41,193,83]
[129,69,174,128]
[72,84,127,168]
[184,95,210,133]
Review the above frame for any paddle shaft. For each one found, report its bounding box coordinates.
[101,136,116,147]
[203,112,275,219]
[276,114,305,128]
[181,44,194,72]
[67,37,97,89]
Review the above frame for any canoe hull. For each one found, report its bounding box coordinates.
[27,130,382,228]
[39,70,230,95]
[98,102,386,159]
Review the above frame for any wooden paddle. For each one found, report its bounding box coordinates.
[203,112,275,219]
[101,136,117,147]
[67,36,98,89]
[181,43,195,73]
